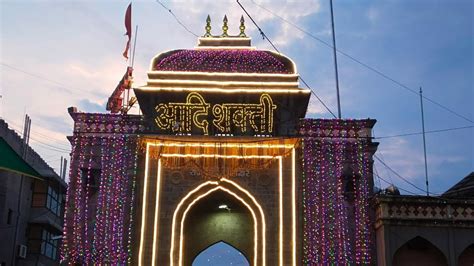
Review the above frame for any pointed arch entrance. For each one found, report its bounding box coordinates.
[185,190,253,264]
[170,179,266,266]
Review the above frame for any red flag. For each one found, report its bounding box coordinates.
[122,3,132,59]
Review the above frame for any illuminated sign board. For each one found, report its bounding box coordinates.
[154,92,276,135]
[134,89,310,136]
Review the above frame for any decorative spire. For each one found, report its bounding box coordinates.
[204,15,212,37]
[221,15,229,37]
[239,15,246,37]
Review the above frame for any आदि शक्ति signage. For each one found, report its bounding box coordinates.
[154,92,277,135]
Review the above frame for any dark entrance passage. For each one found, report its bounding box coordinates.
[192,241,250,266]
[184,190,253,265]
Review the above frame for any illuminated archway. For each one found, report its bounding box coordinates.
[185,189,253,265]
[170,179,266,266]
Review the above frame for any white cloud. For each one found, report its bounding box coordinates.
[374,136,468,193]
[166,0,321,47]
[366,6,379,23]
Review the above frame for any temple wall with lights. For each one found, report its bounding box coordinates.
[61,15,378,265]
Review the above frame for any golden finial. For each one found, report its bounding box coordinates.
[222,15,229,37]
[239,15,246,37]
[204,15,212,37]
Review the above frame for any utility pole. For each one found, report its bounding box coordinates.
[330,0,342,119]
[419,87,429,196]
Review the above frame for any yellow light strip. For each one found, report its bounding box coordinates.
[138,143,150,266]
[161,154,276,159]
[279,157,283,266]
[151,159,162,266]
[146,79,298,87]
[221,178,266,266]
[178,186,259,266]
[148,142,294,149]
[136,86,311,94]
[291,148,296,266]
[170,181,219,266]
[147,70,299,78]
[194,46,257,50]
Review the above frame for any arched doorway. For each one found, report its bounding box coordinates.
[393,236,448,266]
[192,241,250,266]
[458,244,474,266]
[184,190,253,265]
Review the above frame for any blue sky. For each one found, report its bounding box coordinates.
[0,0,472,196]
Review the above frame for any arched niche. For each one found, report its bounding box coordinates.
[170,180,265,266]
[458,244,474,266]
[192,241,250,266]
[393,236,448,266]
[184,190,253,265]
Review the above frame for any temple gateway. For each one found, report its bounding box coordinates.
[61,17,377,265]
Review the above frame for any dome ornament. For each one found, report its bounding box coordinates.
[239,15,246,37]
[201,14,247,39]
[221,15,229,37]
[204,15,212,37]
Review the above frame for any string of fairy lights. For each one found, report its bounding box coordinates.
[301,120,372,264]
[155,49,292,74]
[61,115,139,264]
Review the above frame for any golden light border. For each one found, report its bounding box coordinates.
[135,86,311,94]
[146,79,299,87]
[291,148,296,266]
[147,70,298,78]
[140,142,297,266]
[138,143,150,266]
[151,159,162,266]
[148,142,294,149]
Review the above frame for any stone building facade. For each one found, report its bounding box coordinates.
[374,173,474,266]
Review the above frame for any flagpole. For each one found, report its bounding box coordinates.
[131,25,138,68]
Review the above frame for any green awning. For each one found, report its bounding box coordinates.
[0,137,43,180]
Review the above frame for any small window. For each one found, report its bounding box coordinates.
[40,229,59,260]
[46,186,62,216]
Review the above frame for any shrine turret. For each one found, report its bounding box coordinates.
[134,15,310,137]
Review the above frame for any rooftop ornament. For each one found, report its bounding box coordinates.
[203,15,247,38]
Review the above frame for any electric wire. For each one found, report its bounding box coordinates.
[375,172,418,195]
[248,0,473,125]
[235,1,469,196]
[156,0,199,37]
[5,123,71,153]
[4,118,71,149]
[237,0,338,118]
[373,164,383,190]
[374,155,427,194]
[374,125,474,139]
